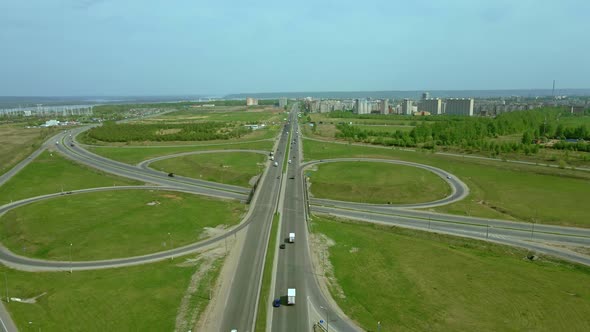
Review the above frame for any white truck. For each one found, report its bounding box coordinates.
[289,232,295,243]
[287,288,296,305]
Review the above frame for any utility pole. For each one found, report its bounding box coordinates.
[4,272,8,303]
[69,243,73,273]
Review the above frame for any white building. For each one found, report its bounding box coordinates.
[445,98,474,116]
[402,99,413,115]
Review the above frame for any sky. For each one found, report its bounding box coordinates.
[0,0,588,96]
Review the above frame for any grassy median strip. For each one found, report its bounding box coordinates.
[282,130,292,173]
[303,138,590,227]
[255,212,280,332]
[0,151,140,206]
[311,215,590,332]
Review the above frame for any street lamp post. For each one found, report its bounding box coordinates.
[69,243,73,273]
[4,272,8,303]
[320,306,329,332]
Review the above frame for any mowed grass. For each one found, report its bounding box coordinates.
[150,152,267,187]
[313,216,590,332]
[0,190,246,260]
[0,151,140,206]
[88,140,274,164]
[0,124,58,175]
[303,139,590,227]
[309,162,450,204]
[1,255,210,331]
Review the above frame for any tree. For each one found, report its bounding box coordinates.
[522,131,532,144]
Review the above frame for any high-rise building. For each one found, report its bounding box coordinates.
[279,97,287,108]
[402,99,413,115]
[421,98,442,114]
[380,99,389,114]
[445,98,474,116]
[354,99,371,114]
[422,92,430,100]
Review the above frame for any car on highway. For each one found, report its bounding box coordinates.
[446,175,452,179]
[273,298,281,307]
[289,176,295,179]
[280,243,286,249]
[168,173,174,177]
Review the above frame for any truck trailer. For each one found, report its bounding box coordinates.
[287,288,296,305]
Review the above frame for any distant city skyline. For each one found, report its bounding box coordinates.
[1,0,589,96]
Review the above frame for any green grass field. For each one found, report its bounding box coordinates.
[0,124,58,176]
[78,123,279,146]
[313,215,590,332]
[150,152,267,187]
[303,139,590,227]
[88,140,274,165]
[308,162,450,204]
[0,151,140,206]
[0,190,246,260]
[156,107,281,123]
[1,253,219,331]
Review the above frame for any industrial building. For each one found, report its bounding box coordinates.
[445,98,474,116]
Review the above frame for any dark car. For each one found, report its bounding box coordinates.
[280,243,286,249]
[273,298,281,307]
[289,176,295,179]
[168,173,174,177]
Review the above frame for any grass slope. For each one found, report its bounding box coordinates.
[0,190,246,260]
[88,140,274,165]
[1,255,208,331]
[0,151,140,206]
[0,124,58,176]
[303,139,590,227]
[309,161,450,204]
[151,152,266,187]
[313,216,590,332]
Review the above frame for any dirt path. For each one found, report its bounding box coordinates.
[192,226,247,331]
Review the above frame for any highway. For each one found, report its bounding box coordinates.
[218,116,289,332]
[0,105,588,332]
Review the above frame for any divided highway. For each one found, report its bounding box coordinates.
[1,105,589,332]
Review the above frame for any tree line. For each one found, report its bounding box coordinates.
[87,122,251,142]
[334,107,590,155]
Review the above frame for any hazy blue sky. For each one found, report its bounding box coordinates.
[1,0,588,96]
